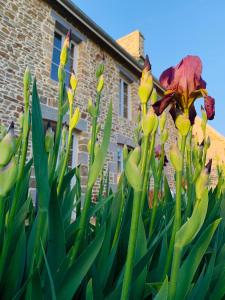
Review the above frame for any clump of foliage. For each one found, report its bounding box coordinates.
[0,32,225,300]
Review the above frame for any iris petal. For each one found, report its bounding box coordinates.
[152,93,175,116]
[204,96,215,120]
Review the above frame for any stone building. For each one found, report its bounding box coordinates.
[0,0,178,192]
[2,0,211,193]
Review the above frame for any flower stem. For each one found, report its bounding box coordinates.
[57,129,73,195]
[121,191,141,300]
[89,93,100,167]
[163,135,186,278]
[169,246,182,300]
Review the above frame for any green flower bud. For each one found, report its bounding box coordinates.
[70,71,77,91]
[123,145,128,163]
[0,124,16,167]
[150,88,158,105]
[0,156,17,197]
[97,75,104,93]
[58,65,65,82]
[152,116,159,134]
[160,128,169,144]
[45,124,54,153]
[70,107,80,130]
[206,136,211,148]
[141,109,157,136]
[125,146,142,191]
[201,106,207,133]
[138,69,153,104]
[96,64,104,79]
[159,112,167,132]
[88,98,97,117]
[196,169,208,199]
[175,114,191,137]
[94,143,100,156]
[23,67,31,92]
[169,144,182,172]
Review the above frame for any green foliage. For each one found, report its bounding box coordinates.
[0,37,225,300]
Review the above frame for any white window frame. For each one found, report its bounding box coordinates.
[51,28,78,81]
[119,78,131,120]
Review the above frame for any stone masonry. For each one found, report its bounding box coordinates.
[0,0,178,193]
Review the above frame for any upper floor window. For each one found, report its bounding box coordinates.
[117,145,124,174]
[119,78,131,120]
[50,30,77,86]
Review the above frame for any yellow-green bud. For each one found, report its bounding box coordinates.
[70,107,80,130]
[23,67,31,91]
[206,136,211,148]
[88,98,97,117]
[175,114,191,136]
[150,88,158,105]
[58,65,65,82]
[125,146,142,191]
[0,125,16,167]
[68,88,74,108]
[96,64,104,79]
[196,169,208,199]
[152,116,159,134]
[160,128,168,144]
[97,75,104,93]
[141,110,157,136]
[45,126,54,153]
[0,157,17,197]
[159,112,167,132]
[138,69,153,104]
[70,71,77,91]
[169,144,182,172]
[123,145,128,163]
[60,32,70,67]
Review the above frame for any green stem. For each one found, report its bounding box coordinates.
[57,129,73,195]
[0,196,5,249]
[70,187,92,263]
[49,80,64,184]
[169,246,182,300]
[140,133,156,213]
[89,93,100,167]
[163,135,186,278]
[121,191,141,300]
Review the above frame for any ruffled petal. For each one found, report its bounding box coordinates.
[204,96,215,120]
[159,67,175,90]
[152,93,175,116]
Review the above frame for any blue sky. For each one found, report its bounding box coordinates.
[73,0,225,135]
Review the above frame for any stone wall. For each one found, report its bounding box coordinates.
[0,0,177,194]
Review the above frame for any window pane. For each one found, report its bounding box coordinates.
[117,148,123,173]
[52,47,61,66]
[50,63,58,81]
[54,32,62,50]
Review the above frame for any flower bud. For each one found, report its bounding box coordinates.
[160,128,168,144]
[23,67,31,91]
[123,145,128,163]
[68,88,74,108]
[88,98,97,117]
[206,136,211,149]
[169,144,182,172]
[96,64,104,79]
[45,124,54,153]
[141,109,157,136]
[70,107,80,130]
[58,65,65,82]
[138,69,153,104]
[0,156,17,197]
[94,143,100,156]
[150,88,158,105]
[175,114,191,136]
[97,75,104,93]
[196,168,208,199]
[125,146,142,191]
[70,71,77,91]
[159,112,166,132]
[0,123,16,167]
[60,31,70,67]
[152,116,159,134]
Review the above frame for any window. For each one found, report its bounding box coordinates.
[119,78,131,119]
[50,30,77,86]
[117,145,124,174]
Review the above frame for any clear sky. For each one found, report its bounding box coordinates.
[73,0,225,135]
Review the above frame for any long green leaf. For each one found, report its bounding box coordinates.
[56,225,106,300]
[154,277,168,300]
